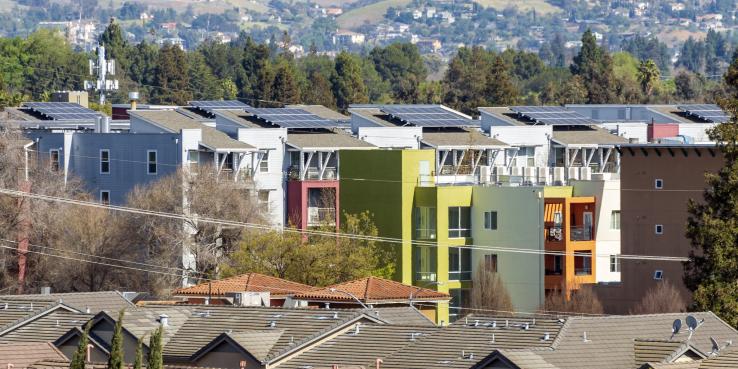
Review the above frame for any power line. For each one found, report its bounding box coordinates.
[0,187,690,262]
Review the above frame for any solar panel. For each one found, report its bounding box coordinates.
[380,105,476,127]
[510,106,596,126]
[189,100,250,115]
[677,104,730,123]
[22,102,102,121]
[245,107,340,128]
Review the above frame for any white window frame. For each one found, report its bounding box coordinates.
[259,151,269,173]
[654,270,663,280]
[610,255,620,273]
[49,149,60,171]
[655,224,663,235]
[100,190,110,205]
[147,150,157,175]
[611,210,621,230]
[655,179,663,189]
[100,149,110,174]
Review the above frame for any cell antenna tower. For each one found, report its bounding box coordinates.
[85,44,118,105]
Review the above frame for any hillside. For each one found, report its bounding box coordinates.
[337,0,412,30]
[473,0,562,14]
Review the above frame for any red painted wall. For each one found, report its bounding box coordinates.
[647,123,679,142]
[286,180,340,230]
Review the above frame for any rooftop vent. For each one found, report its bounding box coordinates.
[541,332,550,341]
[159,314,169,327]
[268,320,277,328]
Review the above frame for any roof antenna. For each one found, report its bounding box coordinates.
[332,312,339,319]
[710,337,720,356]
[541,332,550,341]
[686,315,704,340]
[671,319,682,340]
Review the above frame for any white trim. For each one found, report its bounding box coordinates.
[655,224,663,235]
[147,150,158,175]
[99,190,110,205]
[655,178,664,189]
[99,149,110,174]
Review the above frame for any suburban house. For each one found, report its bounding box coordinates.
[172,273,314,307]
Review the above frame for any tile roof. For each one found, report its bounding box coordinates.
[420,129,508,149]
[633,339,703,368]
[366,307,436,326]
[0,310,92,343]
[476,349,562,369]
[551,127,629,146]
[286,131,375,150]
[2,291,134,313]
[173,273,314,298]
[539,312,738,369]
[110,307,192,346]
[129,110,254,151]
[698,346,738,368]
[0,342,67,367]
[277,324,440,369]
[194,329,284,362]
[293,277,451,304]
[0,300,56,329]
[29,360,224,369]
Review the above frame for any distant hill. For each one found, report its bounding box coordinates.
[337,0,412,30]
[473,0,562,14]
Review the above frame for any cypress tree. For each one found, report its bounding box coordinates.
[147,326,164,369]
[133,337,143,369]
[70,321,92,369]
[107,309,125,369]
[331,52,368,111]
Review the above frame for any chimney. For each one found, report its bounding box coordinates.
[129,91,139,111]
[40,286,51,295]
[159,314,169,327]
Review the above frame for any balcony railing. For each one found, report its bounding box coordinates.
[546,226,563,242]
[570,226,593,241]
[288,165,337,180]
[414,228,437,240]
[449,270,472,281]
[307,207,336,226]
[415,271,438,282]
[575,267,592,276]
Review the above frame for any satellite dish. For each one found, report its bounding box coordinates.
[686,315,698,330]
[672,319,682,334]
[710,336,720,354]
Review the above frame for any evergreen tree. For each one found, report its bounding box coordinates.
[570,29,616,103]
[487,55,519,106]
[99,18,129,72]
[369,43,427,103]
[147,326,163,369]
[303,70,336,108]
[331,52,368,111]
[187,52,223,100]
[107,309,125,369]
[151,44,192,105]
[133,337,144,369]
[685,57,738,327]
[271,58,301,104]
[70,322,92,369]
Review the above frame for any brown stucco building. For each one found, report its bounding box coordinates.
[597,144,723,314]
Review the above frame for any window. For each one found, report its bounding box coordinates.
[610,255,620,273]
[100,190,110,205]
[258,190,270,210]
[484,254,498,273]
[655,179,663,189]
[574,251,592,275]
[449,247,472,281]
[100,150,110,174]
[448,207,471,238]
[414,246,437,282]
[187,150,199,165]
[448,288,470,322]
[289,151,300,166]
[49,149,60,171]
[654,270,663,280]
[414,207,437,240]
[611,210,621,230]
[655,224,663,235]
[484,211,498,230]
[546,255,563,275]
[259,151,269,173]
[553,211,563,226]
[147,150,157,174]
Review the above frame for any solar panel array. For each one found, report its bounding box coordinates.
[677,104,730,123]
[510,106,596,126]
[189,100,250,114]
[246,108,339,128]
[380,105,475,127]
[23,102,102,121]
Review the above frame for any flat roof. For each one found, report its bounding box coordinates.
[287,131,376,151]
[421,129,508,149]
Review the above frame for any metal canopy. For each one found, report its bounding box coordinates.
[246,108,339,128]
[189,100,250,115]
[510,106,596,126]
[677,104,730,123]
[380,105,477,127]
[23,102,102,121]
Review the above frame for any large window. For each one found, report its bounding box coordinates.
[448,207,471,238]
[413,246,437,282]
[147,150,157,174]
[449,247,471,281]
[100,149,110,174]
[259,151,270,173]
[575,251,592,275]
[49,149,60,171]
[414,207,437,240]
[448,288,470,322]
[484,211,498,230]
[611,210,621,230]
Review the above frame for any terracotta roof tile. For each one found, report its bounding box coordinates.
[294,277,450,303]
[173,273,314,297]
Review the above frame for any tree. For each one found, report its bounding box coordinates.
[684,59,738,326]
[331,52,368,111]
[542,282,604,315]
[674,70,701,101]
[147,326,163,369]
[70,321,92,369]
[271,57,301,104]
[630,281,686,314]
[107,309,125,369]
[637,59,660,97]
[99,18,129,75]
[369,43,427,103]
[133,337,144,369]
[570,29,616,103]
[222,212,394,286]
[470,261,513,313]
[187,52,223,101]
[303,70,336,108]
[487,55,519,106]
[151,44,192,105]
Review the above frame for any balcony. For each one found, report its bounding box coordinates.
[288,165,337,181]
[575,267,592,276]
[415,228,437,240]
[307,207,336,226]
[415,271,438,282]
[546,226,563,242]
[570,226,593,241]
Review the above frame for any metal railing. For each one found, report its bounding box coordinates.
[575,267,592,276]
[288,165,337,180]
[414,228,437,240]
[307,207,336,226]
[449,271,472,281]
[570,226,593,241]
[415,271,438,282]
[546,226,563,242]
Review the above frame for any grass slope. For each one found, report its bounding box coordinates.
[337,0,411,30]
[473,0,562,14]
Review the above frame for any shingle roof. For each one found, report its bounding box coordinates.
[2,291,134,313]
[0,310,92,343]
[478,349,562,369]
[420,129,507,149]
[130,110,254,151]
[293,277,450,304]
[0,300,56,329]
[111,307,192,345]
[0,342,67,367]
[277,324,440,369]
[194,329,285,362]
[286,132,375,150]
[551,127,629,146]
[633,339,702,367]
[173,273,314,298]
[213,109,262,128]
[539,312,738,369]
[366,307,436,326]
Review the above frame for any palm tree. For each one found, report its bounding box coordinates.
[637,59,660,96]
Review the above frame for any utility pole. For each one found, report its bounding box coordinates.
[85,44,118,105]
